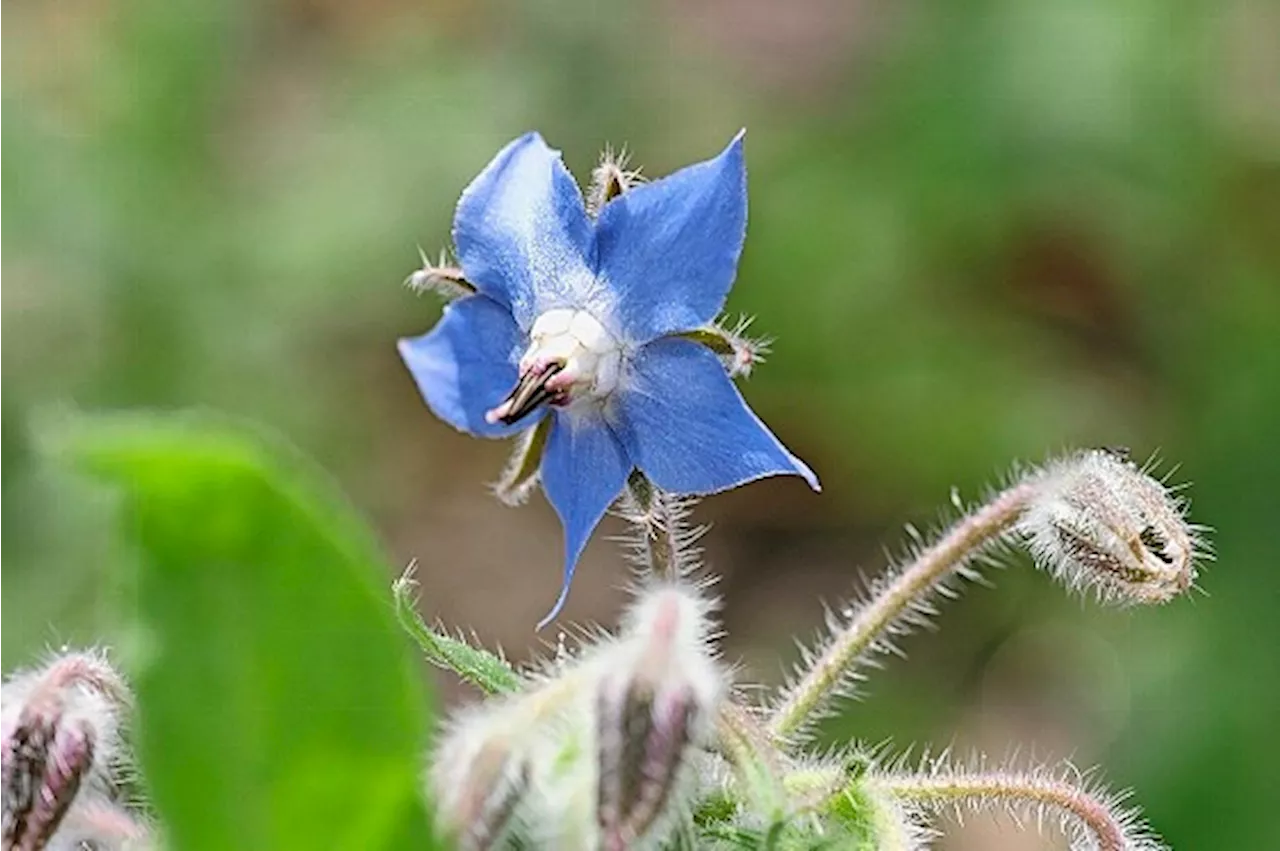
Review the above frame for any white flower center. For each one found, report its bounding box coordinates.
[521,308,623,400]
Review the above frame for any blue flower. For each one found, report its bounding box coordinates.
[399,131,819,627]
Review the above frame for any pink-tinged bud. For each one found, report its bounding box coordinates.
[45,799,150,850]
[1,711,94,849]
[431,709,532,851]
[1,650,132,851]
[595,586,725,849]
[1021,450,1204,605]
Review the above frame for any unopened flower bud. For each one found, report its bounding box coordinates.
[595,586,725,850]
[1,650,133,851]
[430,709,532,851]
[1021,450,1202,605]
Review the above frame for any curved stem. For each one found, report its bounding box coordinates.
[768,483,1035,740]
[870,769,1132,851]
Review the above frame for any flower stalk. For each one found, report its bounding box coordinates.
[868,763,1157,851]
[768,482,1036,741]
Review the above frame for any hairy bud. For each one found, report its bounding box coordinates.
[1,649,142,851]
[595,586,724,850]
[1021,450,1202,605]
[430,706,533,851]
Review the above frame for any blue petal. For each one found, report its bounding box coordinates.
[453,132,596,330]
[594,131,747,342]
[397,295,542,438]
[612,337,819,494]
[537,412,631,629]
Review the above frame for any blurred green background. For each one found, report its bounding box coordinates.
[4,0,1278,847]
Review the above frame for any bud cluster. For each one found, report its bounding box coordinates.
[428,585,725,850]
[1,650,149,851]
[419,451,1207,848]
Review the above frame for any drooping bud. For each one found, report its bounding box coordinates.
[1020,450,1203,605]
[594,585,725,850]
[1,650,137,851]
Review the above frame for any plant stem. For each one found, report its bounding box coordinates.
[768,483,1035,740]
[627,472,682,581]
[870,769,1129,851]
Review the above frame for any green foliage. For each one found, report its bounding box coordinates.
[394,566,522,696]
[58,412,437,851]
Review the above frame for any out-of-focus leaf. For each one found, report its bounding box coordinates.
[58,411,437,851]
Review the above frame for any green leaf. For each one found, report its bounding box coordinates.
[393,564,521,696]
[59,411,437,851]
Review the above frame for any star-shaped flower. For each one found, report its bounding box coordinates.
[399,131,819,626]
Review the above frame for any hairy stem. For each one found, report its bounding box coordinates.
[393,564,521,695]
[768,483,1035,740]
[870,770,1131,851]
[626,472,682,580]
[626,475,794,815]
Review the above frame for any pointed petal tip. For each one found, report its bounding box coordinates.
[721,129,746,161]
[395,332,428,372]
[519,130,558,157]
[535,415,630,631]
[507,129,544,149]
[794,457,821,493]
[535,581,572,631]
[394,334,424,360]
